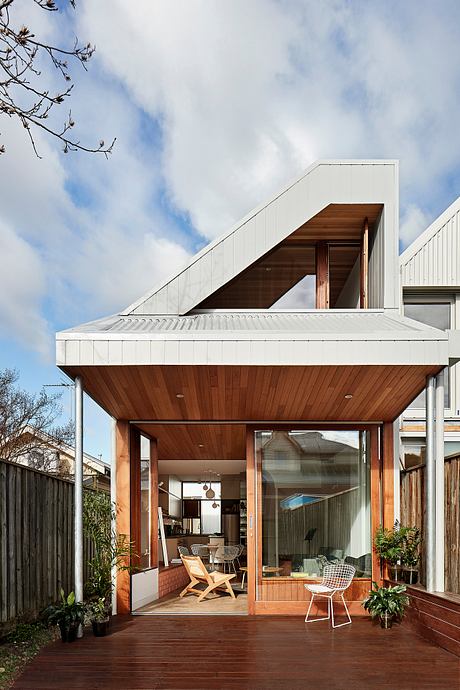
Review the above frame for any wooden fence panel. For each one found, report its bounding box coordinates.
[401,454,460,595]
[0,459,99,630]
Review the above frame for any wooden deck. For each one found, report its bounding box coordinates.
[14,616,459,689]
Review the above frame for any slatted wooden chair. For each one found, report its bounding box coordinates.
[180,555,236,602]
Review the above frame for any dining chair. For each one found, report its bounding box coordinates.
[213,545,239,574]
[177,545,190,557]
[190,544,209,561]
[180,555,236,602]
[304,563,356,628]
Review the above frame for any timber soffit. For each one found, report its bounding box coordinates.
[119,159,399,316]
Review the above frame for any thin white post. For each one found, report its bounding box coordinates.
[111,417,117,614]
[435,372,445,592]
[425,375,436,592]
[74,376,84,634]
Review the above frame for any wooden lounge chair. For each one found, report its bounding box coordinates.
[180,555,236,602]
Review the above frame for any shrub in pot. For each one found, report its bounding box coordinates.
[401,526,421,585]
[363,582,409,629]
[87,597,110,637]
[373,523,404,581]
[44,589,85,642]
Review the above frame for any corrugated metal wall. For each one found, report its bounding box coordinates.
[401,203,460,287]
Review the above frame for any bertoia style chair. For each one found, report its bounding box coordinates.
[180,555,236,602]
[304,564,356,628]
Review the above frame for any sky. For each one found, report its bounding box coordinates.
[2,0,460,461]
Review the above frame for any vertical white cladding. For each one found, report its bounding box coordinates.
[401,197,460,287]
[123,160,400,317]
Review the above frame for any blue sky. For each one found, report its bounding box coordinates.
[2,0,460,461]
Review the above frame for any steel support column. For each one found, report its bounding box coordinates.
[425,375,436,592]
[435,371,445,592]
[74,376,84,633]
[111,417,117,614]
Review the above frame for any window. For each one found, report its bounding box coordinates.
[139,435,151,569]
[255,430,371,585]
[404,301,451,409]
[182,481,221,535]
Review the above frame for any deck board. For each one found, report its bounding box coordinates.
[13,615,460,689]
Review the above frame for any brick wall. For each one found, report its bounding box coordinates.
[158,565,189,599]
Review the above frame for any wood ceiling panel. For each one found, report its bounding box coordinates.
[68,364,441,424]
[199,244,315,309]
[198,204,382,309]
[136,423,246,460]
[287,204,383,242]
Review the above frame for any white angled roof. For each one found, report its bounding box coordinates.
[401,195,460,287]
[122,160,399,315]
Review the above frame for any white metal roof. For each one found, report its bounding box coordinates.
[60,309,440,338]
[56,309,448,368]
[121,160,399,316]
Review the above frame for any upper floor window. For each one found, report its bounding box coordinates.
[404,300,451,409]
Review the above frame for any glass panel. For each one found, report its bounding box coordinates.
[140,436,151,569]
[402,442,426,470]
[404,302,450,408]
[201,500,221,534]
[255,430,371,591]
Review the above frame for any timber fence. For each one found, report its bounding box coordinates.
[0,459,95,632]
[400,452,460,595]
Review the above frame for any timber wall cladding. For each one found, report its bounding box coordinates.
[0,460,95,631]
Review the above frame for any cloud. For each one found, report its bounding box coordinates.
[400,204,430,250]
[78,0,460,245]
[0,222,50,358]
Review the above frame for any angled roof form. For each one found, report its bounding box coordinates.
[123,160,399,315]
[400,196,460,288]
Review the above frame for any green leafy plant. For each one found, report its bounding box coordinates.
[44,589,85,630]
[373,522,405,565]
[401,526,421,567]
[363,582,409,620]
[86,596,109,623]
[83,490,136,604]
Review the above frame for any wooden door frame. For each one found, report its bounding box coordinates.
[245,423,387,615]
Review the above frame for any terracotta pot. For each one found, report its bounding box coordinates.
[380,613,393,629]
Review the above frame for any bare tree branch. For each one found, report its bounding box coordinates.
[0,0,115,156]
[0,368,74,472]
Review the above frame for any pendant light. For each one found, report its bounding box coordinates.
[212,501,218,509]
[205,469,215,499]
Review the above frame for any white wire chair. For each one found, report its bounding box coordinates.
[177,545,190,557]
[190,544,209,560]
[304,563,356,628]
[213,545,240,574]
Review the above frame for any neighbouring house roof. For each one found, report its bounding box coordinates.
[400,195,460,288]
[121,160,399,315]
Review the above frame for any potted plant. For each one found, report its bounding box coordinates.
[44,589,85,642]
[83,490,136,614]
[373,523,404,581]
[363,582,409,628]
[278,554,292,576]
[401,526,421,585]
[87,597,110,637]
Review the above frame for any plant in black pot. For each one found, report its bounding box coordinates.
[87,597,110,637]
[363,582,409,629]
[373,523,404,581]
[44,589,85,642]
[401,526,421,585]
